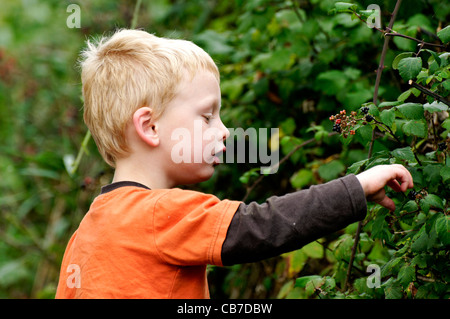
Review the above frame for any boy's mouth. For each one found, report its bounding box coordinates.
[212,147,226,166]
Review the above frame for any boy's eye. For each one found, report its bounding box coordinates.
[202,114,213,123]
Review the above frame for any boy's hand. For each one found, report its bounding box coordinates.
[356,164,414,212]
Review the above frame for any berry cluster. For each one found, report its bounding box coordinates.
[408,190,418,200]
[360,106,374,122]
[329,108,373,138]
[408,189,426,201]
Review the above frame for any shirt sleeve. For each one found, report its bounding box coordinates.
[221,174,367,265]
[153,188,241,267]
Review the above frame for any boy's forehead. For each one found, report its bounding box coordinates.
[176,71,221,102]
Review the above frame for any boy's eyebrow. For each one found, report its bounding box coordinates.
[202,97,221,112]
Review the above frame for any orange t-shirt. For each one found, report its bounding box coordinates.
[55,184,241,299]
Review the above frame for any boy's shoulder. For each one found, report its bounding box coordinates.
[98,182,241,209]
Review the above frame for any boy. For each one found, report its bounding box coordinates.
[56,29,413,299]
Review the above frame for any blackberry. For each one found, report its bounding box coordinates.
[365,115,374,122]
[438,142,447,151]
[408,190,417,200]
[332,123,341,133]
[361,106,370,114]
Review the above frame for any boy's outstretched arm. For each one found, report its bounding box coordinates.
[221,164,414,265]
[356,164,414,212]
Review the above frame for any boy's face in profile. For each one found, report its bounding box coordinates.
[156,71,229,185]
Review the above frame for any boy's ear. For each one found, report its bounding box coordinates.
[133,107,160,147]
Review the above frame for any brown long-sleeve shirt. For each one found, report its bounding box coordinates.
[221,174,367,265]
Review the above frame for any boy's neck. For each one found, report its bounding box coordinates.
[112,157,174,190]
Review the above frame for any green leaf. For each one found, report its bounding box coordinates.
[301,241,324,259]
[415,283,438,299]
[409,167,424,186]
[334,2,357,12]
[396,103,424,120]
[290,169,314,189]
[398,57,422,81]
[423,49,441,67]
[381,257,402,277]
[305,277,325,297]
[443,79,450,91]
[423,101,449,113]
[356,124,373,142]
[402,120,428,138]
[391,147,416,162]
[283,250,308,278]
[239,168,259,184]
[380,108,396,127]
[442,118,450,131]
[317,160,345,181]
[384,281,404,299]
[238,175,249,184]
[280,118,296,136]
[315,70,348,95]
[435,215,450,245]
[276,280,295,299]
[411,226,428,252]
[440,166,450,184]
[346,158,368,174]
[420,194,444,214]
[322,277,336,292]
[423,164,443,186]
[255,48,295,71]
[397,89,412,102]
[372,212,391,242]
[437,25,450,44]
[193,30,234,57]
[295,275,322,288]
[411,254,427,268]
[392,52,414,70]
[379,100,402,108]
[398,264,415,288]
[221,77,248,101]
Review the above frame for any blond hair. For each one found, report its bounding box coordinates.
[80,29,219,167]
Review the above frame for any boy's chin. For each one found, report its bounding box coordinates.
[175,163,216,185]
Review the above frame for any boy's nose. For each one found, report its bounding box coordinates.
[220,122,230,141]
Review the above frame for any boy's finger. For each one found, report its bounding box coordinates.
[391,165,414,191]
[376,195,396,212]
[387,179,402,192]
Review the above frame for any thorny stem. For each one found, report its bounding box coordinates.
[384,32,446,49]
[352,12,446,49]
[344,0,403,292]
[373,119,401,144]
[408,80,450,107]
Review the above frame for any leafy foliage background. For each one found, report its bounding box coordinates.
[0,0,448,298]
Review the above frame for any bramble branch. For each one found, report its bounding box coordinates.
[373,119,402,145]
[384,31,446,49]
[408,80,450,107]
[344,0,403,292]
[352,12,446,50]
